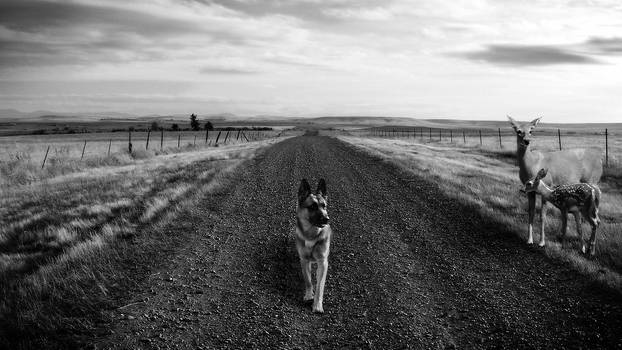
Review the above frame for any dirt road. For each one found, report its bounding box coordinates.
[96,135,622,349]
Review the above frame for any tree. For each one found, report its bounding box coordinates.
[150,121,160,131]
[190,113,200,131]
[204,121,214,131]
[171,123,179,131]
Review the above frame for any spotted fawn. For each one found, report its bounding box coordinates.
[524,168,601,256]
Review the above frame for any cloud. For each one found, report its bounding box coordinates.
[456,44,599,66]
[0,1,201,37]
[322,7,393,21]
[0,0,257,68]
[585,37,622,54]
[199,66,258,75]
[201,0,392,23]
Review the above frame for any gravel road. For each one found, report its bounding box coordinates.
[96,135,622,349]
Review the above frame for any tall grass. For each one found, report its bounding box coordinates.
[0,137,286,347]
[0,130,284,187]
[339,135,622,291]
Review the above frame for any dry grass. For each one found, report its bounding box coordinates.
[0,130,281,186]
[0,136,287,345]
[339,135,622,291]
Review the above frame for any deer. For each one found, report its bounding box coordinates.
[524,168,601,256]
[508,116,603,247]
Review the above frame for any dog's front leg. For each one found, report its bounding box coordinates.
[313,259,328,313]
[300,259,314,302]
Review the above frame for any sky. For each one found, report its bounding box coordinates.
[1,0,622,122]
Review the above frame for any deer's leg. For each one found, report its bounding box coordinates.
[527,192,536,244]
[587,225,597,257]
[560,209,568,240]
[574,213,585,254]
[300,259,314,302]
[587,213,598,257]
[538,197,547,247]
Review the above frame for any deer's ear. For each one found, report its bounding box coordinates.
[507,115,519,131]
[537,168,548,179]
[529,117,541,129]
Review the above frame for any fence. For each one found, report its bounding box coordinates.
[0,129,281,169]
[346,126,619,168]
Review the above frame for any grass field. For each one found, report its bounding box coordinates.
[343,126,621,168]
[0,129,281,186]
[338,135,622,291]
[0,134,289,341]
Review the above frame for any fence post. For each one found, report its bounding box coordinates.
[463,130,466,144]
[558,129,562,150]
[128,130,132,153]
[236,130,241,141]
[450,130,453,143]
[242,131,249,142]
[605,128,609,167]
[41,145,50,169]
[439,128,441,141]
[498,128,502,148]
[146,129,151,150]
[81,140,87,160]
[215,131,222,145]
[224,131,230,143]
[479,130,482,146]
[107,139,112,156]
[177,132,181,148]
[205,129,209,144]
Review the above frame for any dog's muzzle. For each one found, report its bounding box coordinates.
[316,216,329,227]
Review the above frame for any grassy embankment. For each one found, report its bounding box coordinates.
[339,135,622,291]
[0,135,286,345]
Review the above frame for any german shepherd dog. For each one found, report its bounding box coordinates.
[296,178,331,313]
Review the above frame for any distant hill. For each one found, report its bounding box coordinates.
[0,110,620,133]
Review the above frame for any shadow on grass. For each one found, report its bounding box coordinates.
[0,158,234,349]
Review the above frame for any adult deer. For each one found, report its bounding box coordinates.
[507,116,603,246]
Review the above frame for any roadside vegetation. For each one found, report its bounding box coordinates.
[339,135,622,291]
[0,136,286,346]
[0,129,281,187]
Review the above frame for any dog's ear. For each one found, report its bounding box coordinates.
[298,178,311,204]
[316,178,327,198]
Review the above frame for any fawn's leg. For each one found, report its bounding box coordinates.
[300,259,314,302]
[560,209,568,239]
[527,192,536,244]
[587,220,598,257]
[587,225,597,257]
[313,259,328,313]
[574,213,585,254]
[539,197,547,247]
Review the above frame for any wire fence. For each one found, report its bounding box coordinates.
[0,129,283,169]
[343,126,619,168]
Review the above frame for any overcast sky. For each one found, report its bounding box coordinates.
[1,0,622,122]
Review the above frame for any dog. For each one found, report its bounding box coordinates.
[295,178,332,313]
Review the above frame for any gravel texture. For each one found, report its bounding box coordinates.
[94,135,622,349]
